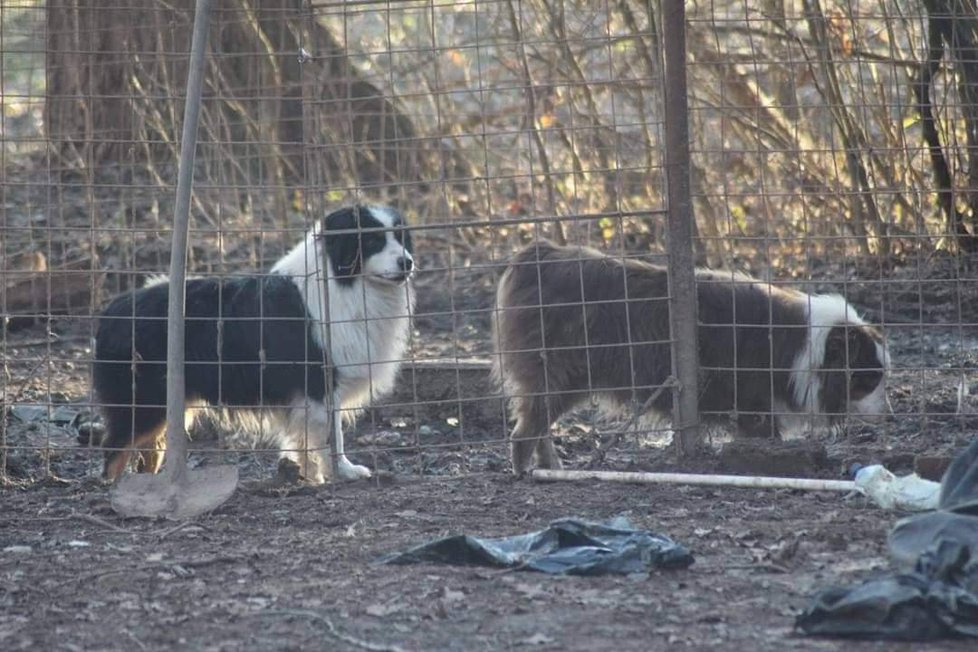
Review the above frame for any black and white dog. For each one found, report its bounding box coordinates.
[493,240,889,474]
[94,205,415,483]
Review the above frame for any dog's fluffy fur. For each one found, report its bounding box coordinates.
[493,240,888,474]
[93,204,415,483]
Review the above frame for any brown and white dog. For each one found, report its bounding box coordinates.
[492,240,889,474]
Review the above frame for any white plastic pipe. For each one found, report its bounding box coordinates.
[531,468,856,492]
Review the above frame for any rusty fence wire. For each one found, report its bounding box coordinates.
[1,0,976,487]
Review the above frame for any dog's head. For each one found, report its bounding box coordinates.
[321,205,414,286]
[789,295,890,422]
[819,323,889,419]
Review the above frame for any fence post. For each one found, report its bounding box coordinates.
[662,0,702,456]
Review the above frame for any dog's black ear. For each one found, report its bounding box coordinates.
[822,325,884,409]
[847,327,885,401]
[822,326,848,372]
[824,325,868,370]
[819,326,853,416]
[846,326,866,364]
[322,207,362,284]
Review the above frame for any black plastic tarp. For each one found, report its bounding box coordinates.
[379,517,694,576]
[889,436,978,565]
[796,540,978,640]
[797,438,978,640]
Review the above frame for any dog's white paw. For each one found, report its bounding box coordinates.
[337,456,372,481]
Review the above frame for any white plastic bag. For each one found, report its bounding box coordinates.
[853,464,941,512]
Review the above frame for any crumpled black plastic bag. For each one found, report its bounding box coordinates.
[797,438,978,640]
[889,437,978,565]
[796,541,978,640]
[379,517,694,576]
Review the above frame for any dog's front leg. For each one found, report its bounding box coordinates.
[333,391,372,480]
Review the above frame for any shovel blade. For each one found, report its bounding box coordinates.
[110,465,238,520]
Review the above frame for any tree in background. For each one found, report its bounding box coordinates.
[45,0,437,219]
[918,0,978,253]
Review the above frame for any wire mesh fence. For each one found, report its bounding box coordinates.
[1,0,976,490]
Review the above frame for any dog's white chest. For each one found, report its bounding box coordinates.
[327,284,413,401]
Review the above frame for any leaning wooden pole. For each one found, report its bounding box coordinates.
[111,0,237,520]
[162,0,214,484]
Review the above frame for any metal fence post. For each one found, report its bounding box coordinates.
[662,0,702,456]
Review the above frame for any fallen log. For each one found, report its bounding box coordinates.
[2,254,101,330]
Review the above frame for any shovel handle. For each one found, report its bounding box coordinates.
[164,0,214,483]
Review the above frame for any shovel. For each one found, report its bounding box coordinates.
[110,0,237,519]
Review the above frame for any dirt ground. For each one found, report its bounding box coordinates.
[3,259,978,650]
[2,472,977,651]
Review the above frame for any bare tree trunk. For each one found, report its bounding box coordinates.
[44,0,434,195]
[45,1,145,167]
[764,0,799,122]
[918,0,978,253]
[803,0,883,256]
